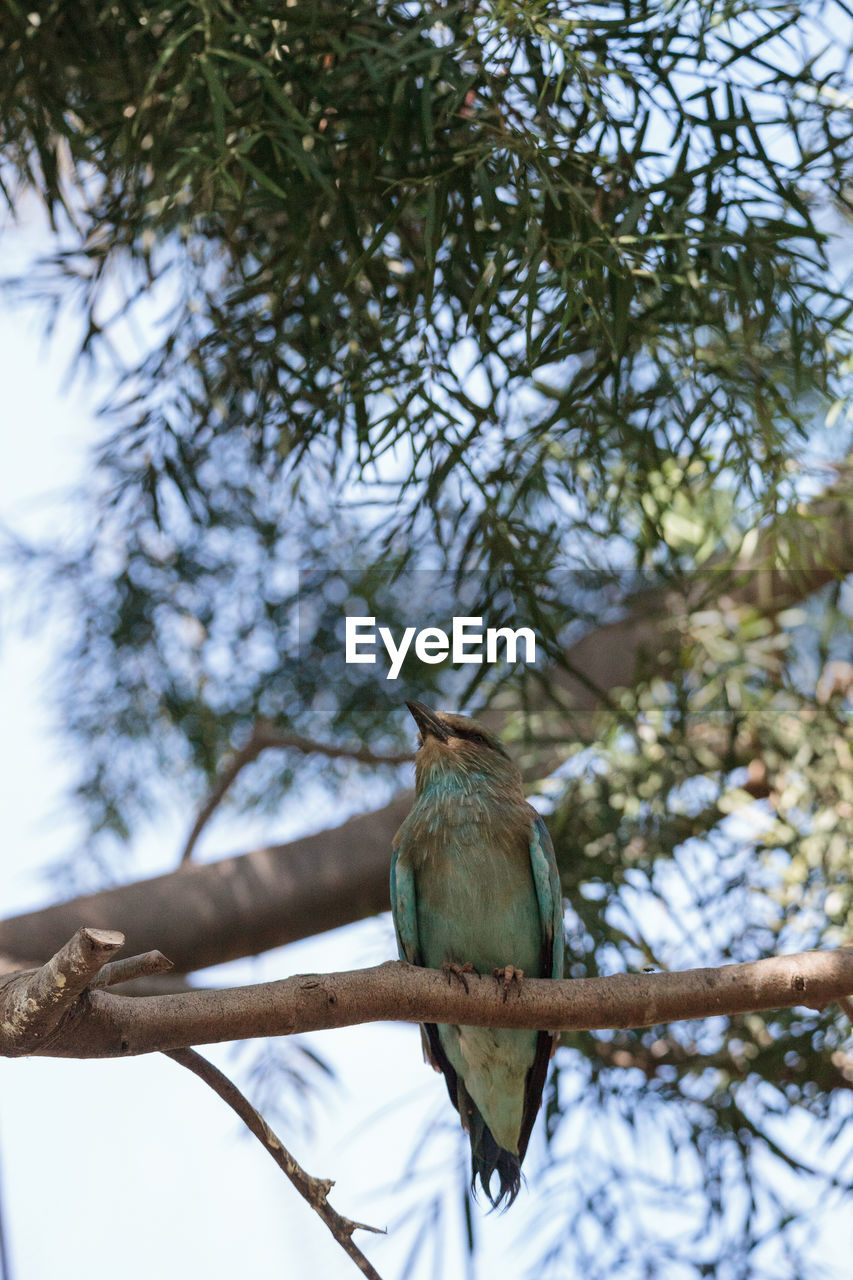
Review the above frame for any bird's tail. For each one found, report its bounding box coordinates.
[460,1082,522,1209]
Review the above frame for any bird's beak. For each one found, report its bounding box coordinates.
[405,700,451,743]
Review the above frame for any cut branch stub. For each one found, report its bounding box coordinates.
[0,926,124,1055]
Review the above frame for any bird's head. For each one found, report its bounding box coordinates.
[405,700,522,795]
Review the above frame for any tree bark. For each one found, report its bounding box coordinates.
[0,798,411,973]
[2,940,852,1059]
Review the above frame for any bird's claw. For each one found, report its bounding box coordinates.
[493,965,524,1001]
[442,961,477,994]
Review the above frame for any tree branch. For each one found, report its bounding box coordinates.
[90,949,174,989]
[246,727,413,767]
[179,726,272,865]
[0,926,123,1054]
[1,947,188,996]
[165,1048,385,1280]
[1,463,851,974]
[2,936,852,1060]
[0,796,413,974]
[179,721,413,864]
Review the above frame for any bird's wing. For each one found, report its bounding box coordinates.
[518,812,565,1161]
[389,840,421,965]
[529,812,565,982]
[391,837,461,1091]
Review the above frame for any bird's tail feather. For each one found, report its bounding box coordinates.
[459,1081,522,1209]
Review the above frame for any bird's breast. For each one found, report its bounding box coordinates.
[400,791,542,975]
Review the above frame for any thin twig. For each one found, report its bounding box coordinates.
[90,950,174,989]
[180,722,413,863]
[164,1047,385,1280]
[255,729,413,768]
[180,729,269,863]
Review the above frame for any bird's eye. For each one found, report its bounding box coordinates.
[469,732,486,745]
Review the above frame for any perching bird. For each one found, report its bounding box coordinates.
[390,700,564,1208]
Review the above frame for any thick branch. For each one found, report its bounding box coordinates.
[166,1048,384,1280]
[2,944,852,1060]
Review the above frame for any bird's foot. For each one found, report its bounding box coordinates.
[442,961,478,994]
[493,965,524,1002]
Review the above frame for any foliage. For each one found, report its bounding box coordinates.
[519,593,853,1276]
[2,0,853,1275]
[3,0,853,833]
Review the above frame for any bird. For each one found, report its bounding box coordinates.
[390,700,564,1208]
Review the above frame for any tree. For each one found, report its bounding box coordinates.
[1,0,853,1275]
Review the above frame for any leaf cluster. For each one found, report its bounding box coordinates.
[2,0,852,568]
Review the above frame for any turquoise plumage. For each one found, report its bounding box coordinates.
[391,701,564,1207]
